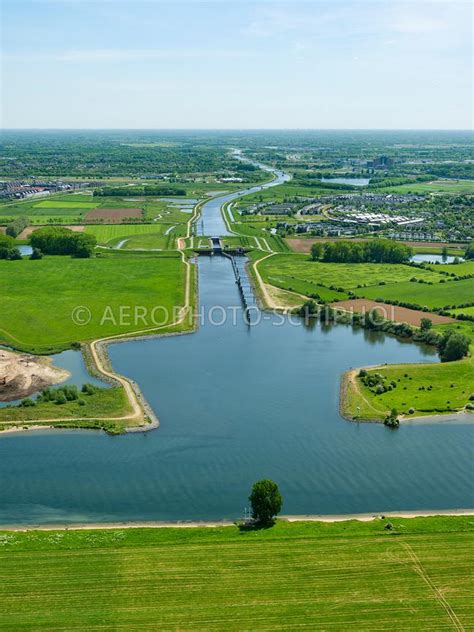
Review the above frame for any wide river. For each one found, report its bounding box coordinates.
[0,167,472,525]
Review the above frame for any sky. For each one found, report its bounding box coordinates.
[1,0,472,129]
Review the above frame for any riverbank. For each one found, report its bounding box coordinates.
[2,508,474,531]
[0,238,197,432]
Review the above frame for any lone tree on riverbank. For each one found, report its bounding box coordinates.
[249,479,283,525]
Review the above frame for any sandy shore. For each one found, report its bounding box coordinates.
[2,509,473,531]
[0,424,55,435]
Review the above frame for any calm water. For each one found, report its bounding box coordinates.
[1,162,472,525]
[199,166,290,235]
[18,245,33,256]
[321,177,370,186]
[411,254,464,264]
[0,256,472,525]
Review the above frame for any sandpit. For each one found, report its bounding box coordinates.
[0,349,70,402]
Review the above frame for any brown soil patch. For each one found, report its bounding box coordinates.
[330,298,455,327]
[0,349,70,402]
[85,208,142,223]
[0,227,6,234]
[18,225,84,239]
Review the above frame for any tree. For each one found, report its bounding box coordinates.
[439,330,470,362]
[420,317,432,332]
[249,479,283,524]
[310,242,324,261]
[464,242,474,260]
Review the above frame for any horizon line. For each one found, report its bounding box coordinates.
[2,127,473,132]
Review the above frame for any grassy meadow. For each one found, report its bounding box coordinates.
[359,278,474,309]
[0,387,131,433]
[343,357,474,420]
[0,252,188,353]
[0,517,472,630]
[258,254,445,291]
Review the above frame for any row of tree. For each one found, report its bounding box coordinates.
[93,185,186,197]
[6,216,29,238]
[310,239,413,264]
[30,227,97,258]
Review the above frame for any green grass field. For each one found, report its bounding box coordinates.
[0,253,187,353]
[0,387,131,433]
[344,358,474,419]
[377,180,474,194]
[452,306,474,316]
[265,274,348,301]
[258,254,444,291]
[359,278,474,309]
[86,223,164,244]
[33,201,98,209]
[86,223,187,250]
[0,517,472,630]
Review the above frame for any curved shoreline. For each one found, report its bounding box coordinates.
[339,366,474,424]
[2,508,474,531]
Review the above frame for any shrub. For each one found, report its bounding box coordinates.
[81,383,97,395]
[20,398,36,407]
[30,247,43,260]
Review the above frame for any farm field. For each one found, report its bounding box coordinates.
[358,278,474,309]
[343,357,474,420]
[377,179,474,194]
[85,207,143,222]
[286,238,469,256]
[0,253,188,353]
[258,254,445,291]
[0,517,472,630]
[331,299,454,327]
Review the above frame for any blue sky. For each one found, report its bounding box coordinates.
[1,0,472,129]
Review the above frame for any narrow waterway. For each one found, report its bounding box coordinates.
[198,159,290,236]
[0,158,472,525]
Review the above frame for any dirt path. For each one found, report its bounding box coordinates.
[252,252,307,311]
[341,368,385,419]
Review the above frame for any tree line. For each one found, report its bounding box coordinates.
[93,186,186,197]
[6,216,29,238]
[310,239,413,264]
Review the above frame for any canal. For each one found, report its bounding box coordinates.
[0,160,472,525]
